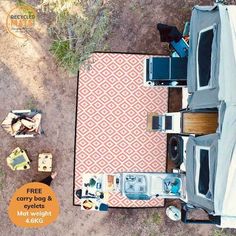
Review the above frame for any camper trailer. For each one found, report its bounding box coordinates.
[74,2,236,229]
[144,3,236,228]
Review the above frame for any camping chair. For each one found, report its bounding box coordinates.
[7,147,31,170]
[1,110,42,138]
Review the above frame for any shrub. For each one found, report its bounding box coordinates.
[40,0,110,73]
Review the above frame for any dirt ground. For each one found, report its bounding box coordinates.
[0,0,235,236]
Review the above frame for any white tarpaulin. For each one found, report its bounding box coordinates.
[218,5,236,104]
[214,5,236,228]
[214,105,236,214]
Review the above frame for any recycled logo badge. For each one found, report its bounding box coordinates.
[6,5,37,38]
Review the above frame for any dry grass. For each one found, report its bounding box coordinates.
[24,96,38,110]
[48,0,111,73]
[0,167,4,191]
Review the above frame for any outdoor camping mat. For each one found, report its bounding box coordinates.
[74,53,168,207]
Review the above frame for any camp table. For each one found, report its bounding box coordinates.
[38,153,52,172]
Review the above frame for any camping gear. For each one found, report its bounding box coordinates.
[144,23,189,87]
[1,110,42,138]
[157,23,182,43]
[144,57,187,87]
[7,147,31,171]
[80,174,111,211]
[89,178,96,187]
[147,112,159,131]
[118,172,186,201]
[168,135,189,172]
[151,110,218,135]
[168,135,184,166]
[166,206,181,221]
[164,177,181,194]
[99,203,108,211]
[183,22,190,37]
[157,23,189,58]
[38,153,53,172]
[149,112,181,133]
[82,199,94,210]
[171,39,189,58]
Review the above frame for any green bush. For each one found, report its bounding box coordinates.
[46,0,110,73]
[212,228,233,236]
[50,40,80,72]
[152,212,162,225]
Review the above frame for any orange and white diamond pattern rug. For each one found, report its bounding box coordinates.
[74,53,168,207]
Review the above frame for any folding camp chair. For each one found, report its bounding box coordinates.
[1,110,42,138]
[7,147,31,170]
